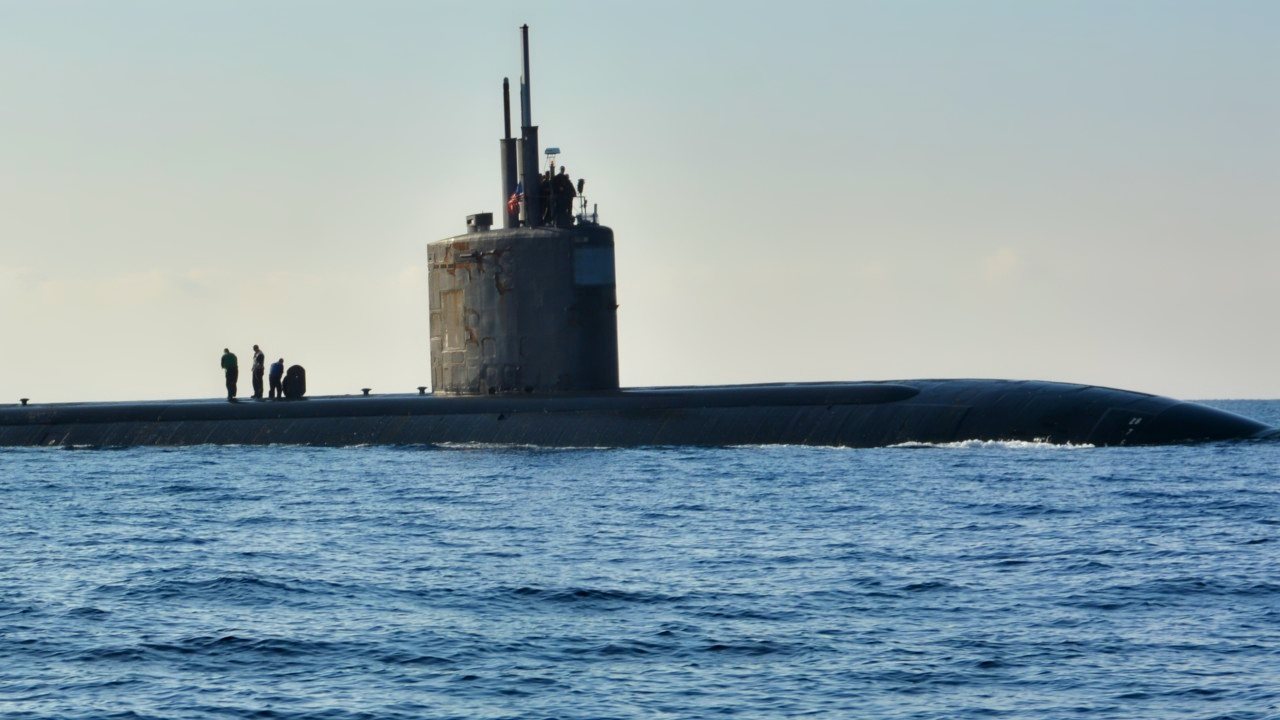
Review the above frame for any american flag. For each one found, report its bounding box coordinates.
[507,183,522,215]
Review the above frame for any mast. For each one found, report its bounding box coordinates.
[499,78,518,228]
[517,24,541,226]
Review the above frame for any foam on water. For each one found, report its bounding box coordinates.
[890,439,1096,449]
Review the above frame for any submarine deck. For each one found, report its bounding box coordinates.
[0,380,1273,448]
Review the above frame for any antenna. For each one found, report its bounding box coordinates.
[520,24,532,127]
[502,77,511,140]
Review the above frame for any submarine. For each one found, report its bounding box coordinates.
[0,26,1274,449]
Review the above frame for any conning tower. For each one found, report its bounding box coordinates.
[428,26,619,395]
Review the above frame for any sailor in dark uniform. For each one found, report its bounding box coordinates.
[269,358,285,400]
[539,170,553,225]
[553,167,576,227]
[251,344,266,400]
[220,348,238,401]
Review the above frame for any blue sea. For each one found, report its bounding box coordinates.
[2,400,1277,719]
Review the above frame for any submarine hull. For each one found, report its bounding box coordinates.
[0,380,1271,448]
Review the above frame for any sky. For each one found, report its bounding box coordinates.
[1,0,1277,403]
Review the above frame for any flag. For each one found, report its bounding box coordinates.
[507,183,522,215]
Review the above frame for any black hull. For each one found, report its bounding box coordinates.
[1,379,1273,448]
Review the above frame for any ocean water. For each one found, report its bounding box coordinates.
[1,401,1277,720]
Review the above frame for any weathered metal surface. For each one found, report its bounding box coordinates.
[428,225,619,395]
[0,380,1273,448]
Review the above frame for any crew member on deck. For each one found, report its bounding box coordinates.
[220,348,238,401]
[251,344,266,400]
[269,358,285,400]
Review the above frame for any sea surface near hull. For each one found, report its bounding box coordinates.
[0,380,1271,448]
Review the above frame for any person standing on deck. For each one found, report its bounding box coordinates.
[251,344,266,400]
[220,348,238,401]
[269,358,285,400]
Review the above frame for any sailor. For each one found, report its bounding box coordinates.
[269,358,285,400]
[539,169,553,224]
[251,344,266,400]
[553,166,576,227]
[220,348,238,401]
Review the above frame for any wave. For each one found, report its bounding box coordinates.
[504,585,679,606]
[91,573,353,604]
[434,442,615,451]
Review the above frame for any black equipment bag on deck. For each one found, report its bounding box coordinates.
[282,365,306,399]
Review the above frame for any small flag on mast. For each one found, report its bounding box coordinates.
[507,182,523,215]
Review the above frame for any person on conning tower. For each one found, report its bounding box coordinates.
[538,169,552,225]
[553,166,576,227]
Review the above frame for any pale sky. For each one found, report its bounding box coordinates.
[2,0,1277,403]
